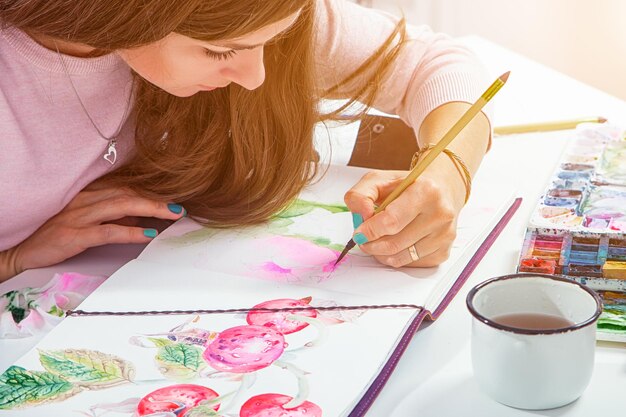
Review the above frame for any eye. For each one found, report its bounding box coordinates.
[203,48,237,61]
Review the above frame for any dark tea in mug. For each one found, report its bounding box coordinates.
[492,312,575,330]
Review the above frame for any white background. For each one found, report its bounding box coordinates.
[356,0,626,102]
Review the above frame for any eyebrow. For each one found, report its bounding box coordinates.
[207,13,301,51]
[213,41,263,51]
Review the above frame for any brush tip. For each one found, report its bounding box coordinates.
[500,71,511,82]
[333,239,356,268]
[598,116,608,123]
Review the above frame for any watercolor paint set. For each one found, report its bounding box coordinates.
[517,123,626,341]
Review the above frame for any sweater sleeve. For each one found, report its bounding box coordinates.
[314,0,493,144]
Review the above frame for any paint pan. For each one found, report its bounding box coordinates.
[557,170,591,181]
[597,290,626,304]
[602,261,626,279]
[557,163,594,180]
[531,234,563,259]
[533,235,564,250]
[568,263,604,278]
[550,178,587,191]
[608,238,626,261]
[568,236,600,265]
[563,154,597,165]
[544,189,582,208]
[519,258,557,274]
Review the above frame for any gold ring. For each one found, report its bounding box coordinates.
[408,244,420,262]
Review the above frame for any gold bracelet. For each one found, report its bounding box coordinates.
[410,144,472,204]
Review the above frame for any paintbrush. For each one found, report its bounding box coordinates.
[494,116,607,135]
[333,71,511,267]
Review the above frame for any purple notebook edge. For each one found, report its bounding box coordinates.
[430,197,523,319]
[348,197,523,417]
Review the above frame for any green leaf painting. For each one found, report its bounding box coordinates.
[2,289,33,323]
[276,199,349,219]
[0,366,79,409]
[148,337,175,347]
[270,199,349,248]
[185,405,222,417]
[164,227,220,247]
[39,349,135,388]
[155,342,206,380]
[288,234,345,251]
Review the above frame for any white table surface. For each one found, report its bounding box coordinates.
[2,36,625,416]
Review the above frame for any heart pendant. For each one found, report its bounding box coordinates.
[103,140,117,165]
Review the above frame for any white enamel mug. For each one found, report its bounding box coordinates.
[466,273,602,410]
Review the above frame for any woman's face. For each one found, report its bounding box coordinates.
[118,11,300,97]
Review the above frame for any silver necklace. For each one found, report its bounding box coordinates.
[55,43,135,165]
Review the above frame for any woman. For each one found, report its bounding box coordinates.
[0,0,491,281]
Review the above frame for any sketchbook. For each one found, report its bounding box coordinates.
[0,165,520,417]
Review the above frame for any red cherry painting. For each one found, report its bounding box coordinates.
[204,325,286,373]
[240,393,322,417]
[136,384,219,416]
[247,298,317,334]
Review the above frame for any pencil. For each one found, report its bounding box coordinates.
[494,116,607,135]
[333,71,511,266]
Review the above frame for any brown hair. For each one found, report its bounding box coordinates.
[1,0,405,226]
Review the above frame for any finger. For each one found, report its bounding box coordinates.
[81,224,160,247]
[355,175,460,247]
[373,236,453,268]
[104,216,141,227]
[351,180,427,245]
[360,199,457,256]
[358,212,435,256]
[134,217,175,232]
[344,170,407,221]
[73,195,185,224]
[68,187,184,217]
[372,234,438,268]
[66,187,135,210]
[409,247,454,267]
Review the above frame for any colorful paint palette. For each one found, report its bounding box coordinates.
[517,123,626,341]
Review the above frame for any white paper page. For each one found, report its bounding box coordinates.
[1,260,416,417]
[139,165,515,307]
[422,177,517,312]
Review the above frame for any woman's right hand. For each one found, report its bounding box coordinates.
[0,187,186,281]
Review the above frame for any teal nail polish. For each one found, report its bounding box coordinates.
[168,203,183,214]
[352,213,363,229]
[353,232,368,245]
[143,229,158,238]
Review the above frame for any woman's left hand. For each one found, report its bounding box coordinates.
[344,155,468,268]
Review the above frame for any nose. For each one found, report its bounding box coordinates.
[221,47,266,91]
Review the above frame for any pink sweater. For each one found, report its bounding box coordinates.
[0,0,489,251]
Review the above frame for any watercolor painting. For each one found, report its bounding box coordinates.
[0,272,107,338]
[152,198,358,284]
[136,164,515,309]
[0,296,365,416]
[518,123,626,341]
[0,164,516,416]
[0,253,422,417]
